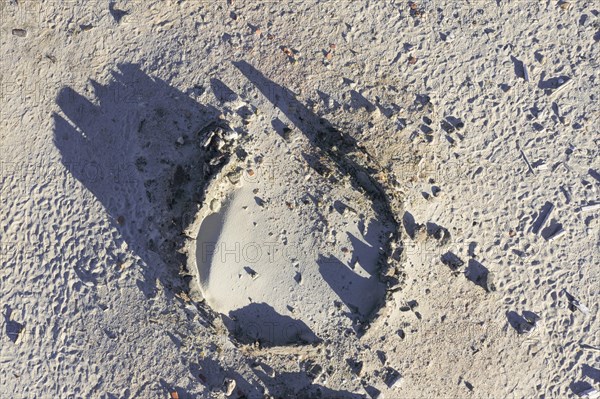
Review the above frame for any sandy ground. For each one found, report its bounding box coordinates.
[1,0,599,398]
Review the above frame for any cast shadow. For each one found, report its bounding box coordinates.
[232,60,397,229]
[253,368,364,399]
[317,220,386,321]
[224,303,321,347]
[53,63,226,302]
[189,357,263,398]
[569,381,593,397]
[3,305,24,343]
[532,201,554,234]
[465,259,492,292]
[510,56,525,79]
[582,364,600,383]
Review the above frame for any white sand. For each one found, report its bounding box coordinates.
[1,1,598,398]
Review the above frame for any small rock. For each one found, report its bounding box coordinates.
[209,154,226,166]
[244,266,258,279]
[254,362,276,378]
[442,31,455,42]
[202,131,216,148]
[223,378,236,396]
[347,359,363,375]
[429,225,451,245]
[176,136,185,145]
[441,252,464,271]
[578,388,600,399]
[282,127,293,142]
[559,1,571,10]
[485,271,497,293]
[227,170,242,184]
[210,199,221,213]
[294,271,302,284]
[213,137,225,150]
[12,29,27,37]
[254,196,266,207]
[383,367,402,389]
[222,129,240,142]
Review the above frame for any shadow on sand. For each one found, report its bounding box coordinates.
[53,63,226,308]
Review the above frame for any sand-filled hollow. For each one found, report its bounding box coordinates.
[194,162,392,346]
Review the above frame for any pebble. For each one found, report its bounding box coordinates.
[214,137,225,150]
[222,129,240,142]
[579,388,600,399]
[223,378,236,396]
[210,199,221,213]
[176,136,184,145]
[227,170,241,184]
[12,29,27,37]
[282,127,293,142]
[443,31,455,42]
[384,368,402,389]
